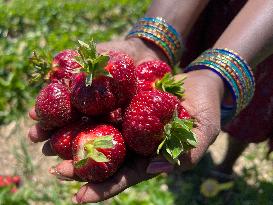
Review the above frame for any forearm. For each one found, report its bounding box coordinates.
[214,0,273,65]
[145,0,209,37]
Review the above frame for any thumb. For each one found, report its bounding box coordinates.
[146,156,174,174]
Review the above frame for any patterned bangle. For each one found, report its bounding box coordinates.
[126,17,184,66]
[184,48,255,121]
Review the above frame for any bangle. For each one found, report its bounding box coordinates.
[184,48,255,121]
[126,17,184,66]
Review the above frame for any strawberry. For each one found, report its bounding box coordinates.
[50,123,82,160]
[104,108,123,126]
[105,50,136,105]
[73,124,126,182]
[29,50,81,85]
[71,72,120,116]
[136,60,184,97]
[0,176,21,190]
[71,40,136,116]
[35,82,77,130]
[122,90,196,164]
[49,49,81,82]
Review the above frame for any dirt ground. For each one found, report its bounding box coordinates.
[0,117,272,183]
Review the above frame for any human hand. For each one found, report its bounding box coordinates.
[28,39,224,204]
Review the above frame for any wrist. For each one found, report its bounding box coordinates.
[126,17,184,66]
[184,48,255,123]
[126,37,168,64]
[181,70,225,99]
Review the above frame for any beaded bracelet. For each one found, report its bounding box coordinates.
[184,48,255,122]
[126,17,184,66]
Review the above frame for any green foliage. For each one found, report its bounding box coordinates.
[0,0,151,124]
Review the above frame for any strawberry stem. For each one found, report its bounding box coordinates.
[29,51,52,83]
[76,40,111,86]
[155,73,185,98]
[157,111,197,165]
[74,135,114,168]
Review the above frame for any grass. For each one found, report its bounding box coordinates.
[0,0,150,124]
[1,129,272,205]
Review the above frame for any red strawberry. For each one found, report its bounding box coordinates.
[71,41,136,116]
[73,124,126,182]
[136,60,171,82]
[50,124,82,160]
[0,176,21,188]
[71,72,120,116]
[11,176,21,186]
[105,108,123,125]
[136,60,184,97]
[105,50,136,105]
[30,50,81,85]
[49,49,81,82]
[122,90,196,164]
[99,108,124,127]
[35,82,77,130]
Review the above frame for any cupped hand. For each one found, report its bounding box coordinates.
[28,38,224,204]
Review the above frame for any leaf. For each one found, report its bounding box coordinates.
[74,158,88,168]
[185,132,198,147]
[78,40,89,48]
[87,40,97,59]
[87,149,109,163]
[159,116,197,165]
[162,149,180,165]
[157,138,167,154]
[155,73,185,98]
[93,135,114,149]
[165,136,184,159]
[97,55,110,68]
[77,39,110,83]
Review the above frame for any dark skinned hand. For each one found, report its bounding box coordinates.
[28,38,224,204]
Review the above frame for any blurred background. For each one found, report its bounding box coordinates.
[0,0,272,204]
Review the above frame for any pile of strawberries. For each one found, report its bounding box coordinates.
[0,176,21,193]
[32,41,197,182]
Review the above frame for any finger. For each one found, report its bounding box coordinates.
[42,140,56,156]
[29,107,38,121]
[49,160,76,181]
[28,124,51,143]
[72,158,153,204]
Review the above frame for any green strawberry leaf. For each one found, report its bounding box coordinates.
[162,149,180,165]
[185,132,198,147]
[77,40,111,86]
[74,158,88,168]
[155,73,185,98]
[87,148,109,162]
[157,114,197,165]
[29,51,52,83]
[96,55,110,68]
[157,138,167,154]
[82,137,111,163]
[93,135,114,149]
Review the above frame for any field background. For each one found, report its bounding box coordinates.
[0,0,272,204]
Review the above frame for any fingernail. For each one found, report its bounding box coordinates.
[49,166,73,181]
[146,162,174,174]
[49,166,58,175]
[72,195,79,204]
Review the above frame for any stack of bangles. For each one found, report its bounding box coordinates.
[184,49,255,123]
[126,17,184,66]
[127,17,255,123]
